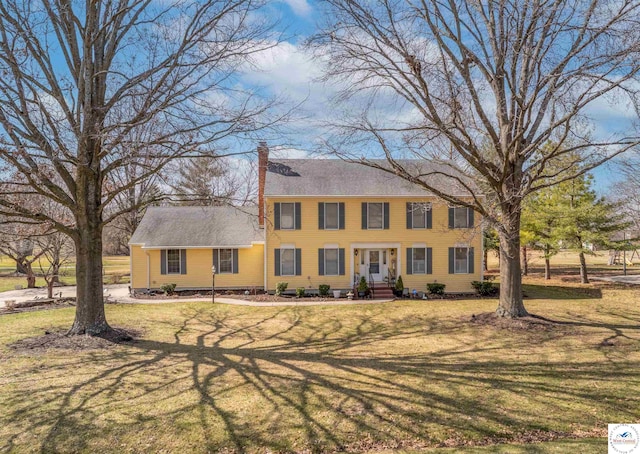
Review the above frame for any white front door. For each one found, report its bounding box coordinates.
[365,249,386,283]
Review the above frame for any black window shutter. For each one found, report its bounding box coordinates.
[295,248,302,275]
[406,203,412,229]
[233,249,239,274]
[383,202,390,229]
[161,250,167,275]
[468,247,475,274]
[339,203,345,229]
[318,249,325,276]
[427,248,433,274]
[448,207,454,229]
[427,208,432,229]
[406,248,413,275]
[274,203,281,230]
[213,249,219,271]
[339,248,345,275]
[449,248,455,274]
[318,202,325,230]
[468,208,474,228]
[274,249,281,276]
[295,202,301,230]
[180,250,187,275]
[361,203,367,229]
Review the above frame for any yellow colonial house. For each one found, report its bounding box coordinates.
[130,143,483,295]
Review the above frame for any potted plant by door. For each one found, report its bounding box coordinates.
[357,276,369,298]
[394,275,404,297]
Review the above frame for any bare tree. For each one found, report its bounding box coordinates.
[35,232,74,299]
[312,0,640,317]
[0,233,45,288]
[0,0,280,335]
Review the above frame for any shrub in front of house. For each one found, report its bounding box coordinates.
[161,283,177,295]
[296,287,305,298]
[275,282,288,296]
[318,284,330,297]
[426,282,446,296]
[471,278,498,296]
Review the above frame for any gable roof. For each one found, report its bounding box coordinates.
[129,206,262,248]
[264,159,473,197]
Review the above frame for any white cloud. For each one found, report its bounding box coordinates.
[269,146,311,159]
[281,0,312,17]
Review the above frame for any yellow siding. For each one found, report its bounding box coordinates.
[130,244,264,290]
[266,198,482,293]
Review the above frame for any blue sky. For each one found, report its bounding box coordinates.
[254,0,636,196]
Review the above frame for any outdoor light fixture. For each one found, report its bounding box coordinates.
[391,249,395,256]
[211,266,216,304]
[354,249,358,256]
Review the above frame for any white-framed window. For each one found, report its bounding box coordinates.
[281,248,295,276]
[367,202,383,229]
[453,207,470,228]
[324,248,339,275]
[280,203,295,230]
[411,202,431,229]
[413,248,427,274]
[219,249,233,274]
[324,203,339,230]
[167,249,181,274]
[455,247,471,273]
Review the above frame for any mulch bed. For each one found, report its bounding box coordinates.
[8,327,139,353]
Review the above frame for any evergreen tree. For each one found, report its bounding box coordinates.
[521,188,563,280]
[556,175,628,283]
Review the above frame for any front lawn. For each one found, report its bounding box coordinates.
[0,280,638,453]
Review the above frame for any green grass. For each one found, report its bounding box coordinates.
[0,255,130,292]
[1,276,638,453]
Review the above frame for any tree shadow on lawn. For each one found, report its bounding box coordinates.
[2,307,639,453]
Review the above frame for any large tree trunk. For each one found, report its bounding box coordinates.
[68,160,111,336]
[521,246,528,276]
[496,211,528,318]
[545,258,551,280]
[579,251,589,284]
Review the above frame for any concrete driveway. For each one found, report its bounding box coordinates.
[0,284,132,308]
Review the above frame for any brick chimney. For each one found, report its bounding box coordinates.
[257,141,268,228]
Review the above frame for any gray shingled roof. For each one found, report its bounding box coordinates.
[129,206,262,248]
[264,159,473,196]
